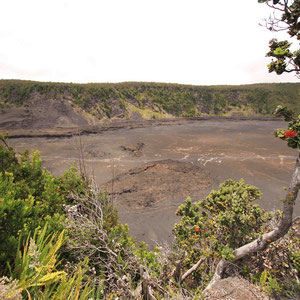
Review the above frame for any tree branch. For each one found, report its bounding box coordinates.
[267,2,285,12]
[181,257,205,282]
[285,68,300,73]
[0,134,9,150]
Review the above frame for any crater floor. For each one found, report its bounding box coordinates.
[8,119,299,246]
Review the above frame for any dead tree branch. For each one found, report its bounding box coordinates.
[181,257,205,282]
[174,257,206,284]
[0,133,11,151]
[73,134,88,181]
[64,180,138,298]
[140,266,157,300]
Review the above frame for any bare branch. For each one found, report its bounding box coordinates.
[181,257,205,282]
[285,68,300,73]
[0,134,9,150]
[267,2,285,12]
[73,134,88,180]
[64,181,139,297]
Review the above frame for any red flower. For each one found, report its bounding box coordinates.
[284,130,297,138]
[195,228,200,232]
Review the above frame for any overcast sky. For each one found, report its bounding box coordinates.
[0,0,299,85]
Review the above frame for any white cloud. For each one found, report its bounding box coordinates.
[0,0,298,85]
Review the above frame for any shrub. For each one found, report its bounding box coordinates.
[0,135,86,271]
[173,179,272,288]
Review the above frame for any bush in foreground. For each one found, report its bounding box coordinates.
[0,133,86,272]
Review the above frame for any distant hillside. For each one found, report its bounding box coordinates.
[0,80,299,128]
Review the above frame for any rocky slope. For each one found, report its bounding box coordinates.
[0,80,299,130]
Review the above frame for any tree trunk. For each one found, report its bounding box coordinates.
[140,265,157,300]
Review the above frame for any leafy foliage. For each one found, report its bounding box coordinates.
[257,2,300,294]
[274,105,300,151]
[7,224,96,299]
[0,135,86,271]
[0,137,141,298]
[173,179,272,288]
[259,0,300,77]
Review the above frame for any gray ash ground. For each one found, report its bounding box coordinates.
[101,159,213,209]
[120,142,145,157]
[6,119,300,246]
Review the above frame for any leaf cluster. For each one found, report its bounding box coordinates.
[0,136,86,271]
[173,179,272,287]
[274,105,300,150]
[259,0,300,76]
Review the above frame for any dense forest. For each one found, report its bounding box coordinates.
[0,80,299,121]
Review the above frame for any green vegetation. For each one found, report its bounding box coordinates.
[0,133,96,298]
[0,80,299,120]
[173,179,299,296]
[0,133,86,269]
[173,180,271,269]
[9,226,94,299]
[259,0,300,77]
[0,133,139,298]
[0,129,299,298]
[274,105,300,150]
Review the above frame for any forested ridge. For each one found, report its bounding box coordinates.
[0,80,299,120]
